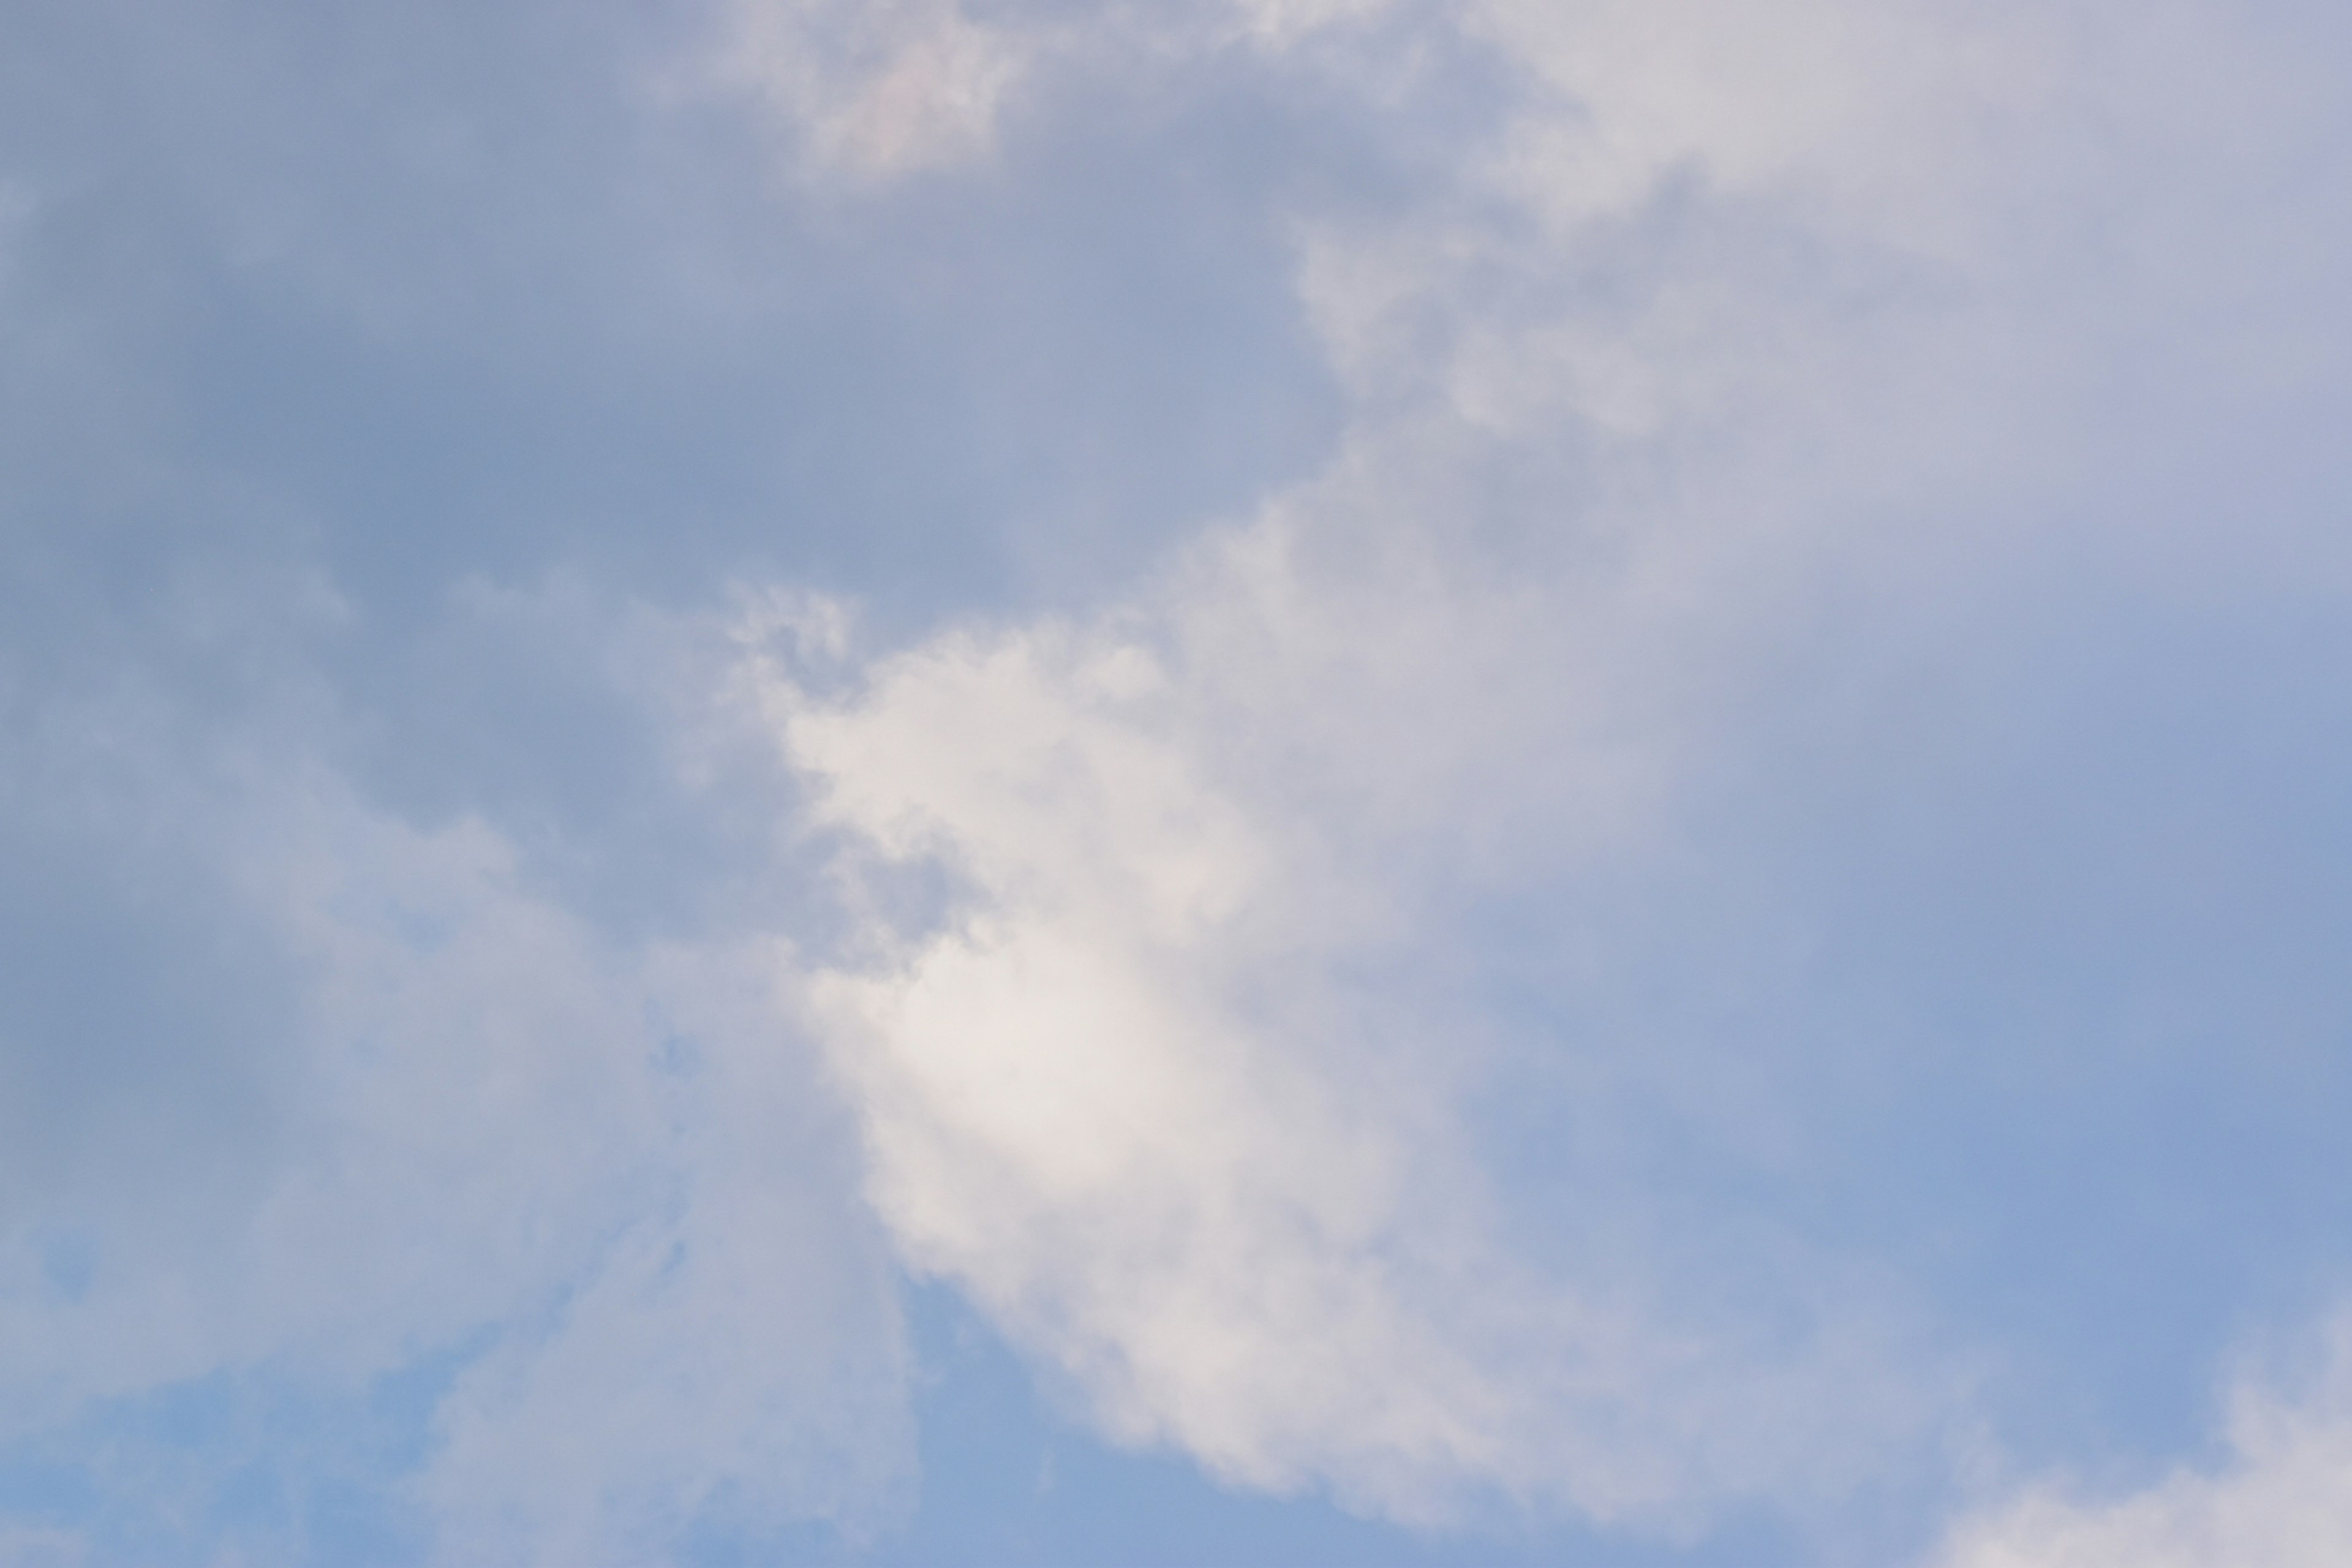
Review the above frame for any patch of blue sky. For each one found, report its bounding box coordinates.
[0,1359,458,1568]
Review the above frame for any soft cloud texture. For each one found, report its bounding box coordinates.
[4,0,2352,1562]
[712,0,1035,179]
[721,0,2352,1541]
[1934,1322,2352,1567]
[0,670,911,1562]
[745,514,1949,1528]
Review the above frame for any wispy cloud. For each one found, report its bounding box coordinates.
[1934,1319,2352,1568]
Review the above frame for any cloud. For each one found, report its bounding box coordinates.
[1931,1319,2352,1568]
[709,0,1036,180]
[696,0,1425,187]
[723,0,2352,1542]
[740,488,1951,1528]
[0,600,912,1561]
[6,0,2352,1560]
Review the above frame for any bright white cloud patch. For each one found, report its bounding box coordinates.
[1933,1323,2352,1568]
[741,500,1945,1525]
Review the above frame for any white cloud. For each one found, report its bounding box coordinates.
[7,0,2350,1557]
[722,0,2352,1538]
[741,491,1947,1526]
[1932,1319,2352,1568]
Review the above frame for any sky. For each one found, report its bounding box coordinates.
[4,1,2352,1564]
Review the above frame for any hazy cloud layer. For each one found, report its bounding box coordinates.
[0,632,911,1562]
[3,0,2351,1563]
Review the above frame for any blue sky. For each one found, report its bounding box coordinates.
[6,1,2352,1564]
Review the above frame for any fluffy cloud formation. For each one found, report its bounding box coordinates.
[745,495,1952,1527]
[1934,1323,2352,1567]
[5,0,2352,1561]
[729,0,2352,1540]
